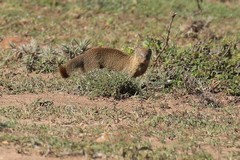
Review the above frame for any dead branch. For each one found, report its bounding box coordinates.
[153,12,177,68]
[196,0,203,11]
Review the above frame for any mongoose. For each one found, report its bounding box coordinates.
[59,47,152,78]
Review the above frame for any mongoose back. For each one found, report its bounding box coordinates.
[59,47,151,78]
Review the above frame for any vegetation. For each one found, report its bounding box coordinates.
[0,0,239,159]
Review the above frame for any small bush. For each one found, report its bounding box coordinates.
[10,39,90,73]
[76,69,141,99]
[144,38,240,96]
[24,48,64,73]
[62,39,90,59]
[10,39,64,73]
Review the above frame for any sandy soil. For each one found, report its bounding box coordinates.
[0,146,88,160]
[0,92,239,160]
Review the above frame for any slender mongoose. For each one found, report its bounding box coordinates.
[59,47,151,78]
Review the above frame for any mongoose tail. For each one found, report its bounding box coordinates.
[59,65,69,78]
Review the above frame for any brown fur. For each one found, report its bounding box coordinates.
[59,47,151,78]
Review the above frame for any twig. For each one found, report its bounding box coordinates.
[165,13,176,48]
[196,0,203,11]
[153,13,177,68]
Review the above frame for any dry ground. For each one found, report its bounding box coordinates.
[0,0,240,159]
[0,92,239,159]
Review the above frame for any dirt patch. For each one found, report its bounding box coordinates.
[0,36,30,50]
[0,92,239,159]
[0,146,87,160]
[0,92,195,113]
[0,92,238,113]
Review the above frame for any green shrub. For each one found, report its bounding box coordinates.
[24,49,64,73]
[10,39,91,73]
[76,69,141,99]
[10,39,64,73]
[145,38,240,96]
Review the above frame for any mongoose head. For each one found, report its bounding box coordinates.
[131,48,152,77]
[134,48,152,65]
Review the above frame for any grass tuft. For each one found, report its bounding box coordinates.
[62,39,91,59]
